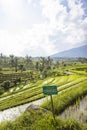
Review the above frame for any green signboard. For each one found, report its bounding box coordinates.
[43,86,58,95]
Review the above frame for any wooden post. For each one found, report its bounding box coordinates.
[50,95,55,120]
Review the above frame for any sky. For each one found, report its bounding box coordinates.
[0,0,87,57]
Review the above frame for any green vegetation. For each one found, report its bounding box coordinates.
[42,80,87,115]
[0,54,87,129]
[1,111,87,130]
[1,80,10,91]
[0,110,84,130]
[0,82,87,130]
[0,75,87,111]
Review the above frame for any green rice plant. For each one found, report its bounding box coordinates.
[0,75,87,111]
[42,80,87,115]
[0,74,82,99]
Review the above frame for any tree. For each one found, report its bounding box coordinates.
[42,69,47,78]
[39,57,46,71]
[25,56,34,69]
[9,55,15,69]
[14,57,18,72]
[13,78,21,86]
[55,61,59,68]
[19,64,24,72]
[78,57,87,63]
[35,61,39,70]
[47,56,53,69]
[0,53,8,67]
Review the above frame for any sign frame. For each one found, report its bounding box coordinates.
[43,85,58,95]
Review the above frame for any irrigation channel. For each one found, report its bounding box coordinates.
[0,97,47,123]
[61,96,87,123]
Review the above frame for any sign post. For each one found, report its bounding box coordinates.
[50,94,55,120]
[43,85,58,120]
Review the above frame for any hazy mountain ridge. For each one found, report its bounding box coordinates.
[51,44,87,58]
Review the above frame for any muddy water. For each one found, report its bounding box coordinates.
[61,96,87,123]
[0,97,47,123]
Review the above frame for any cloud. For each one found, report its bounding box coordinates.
[39,0,87,51]
[0,0,44,29]
[0,0,24,26]
[0,0,87,56]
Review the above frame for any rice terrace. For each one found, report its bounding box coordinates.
[0,53,87,130]
[0,0,87,129]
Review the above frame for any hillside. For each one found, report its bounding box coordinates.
[51,44,87,58]
[0,60,87,130]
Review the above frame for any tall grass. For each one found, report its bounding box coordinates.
[42,80,87,115]
[0,110,85,130]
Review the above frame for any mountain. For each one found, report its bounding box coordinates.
[51,44,87,58]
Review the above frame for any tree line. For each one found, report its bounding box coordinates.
[0,53,60,72]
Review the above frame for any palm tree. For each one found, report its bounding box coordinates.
[19,64,24,73]
[35,61,39,70]
[39,57,46,71]
[25,55,34,69]
[47,56,53,69]
[9,55,15,71]
[14,57,18,72]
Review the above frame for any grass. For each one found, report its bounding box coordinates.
[42,80,87,115]
[70,63,87,75]
[71,69,87,75]
[0,102,87,130]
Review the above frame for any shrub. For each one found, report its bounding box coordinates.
[0,86,4,95]
[1,80,10,91]
[13,78,21,86]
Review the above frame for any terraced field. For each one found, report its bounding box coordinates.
[0,74,87,111]
[0,63,87,130]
